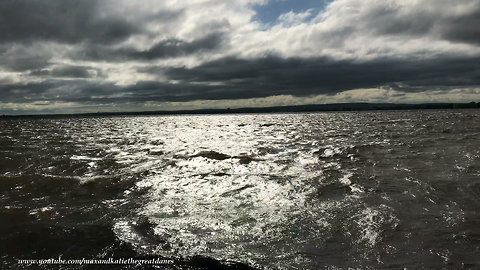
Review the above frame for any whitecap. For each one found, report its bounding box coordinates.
[71,155,102,161]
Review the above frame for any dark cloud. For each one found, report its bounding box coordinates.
[130,32,225,60]
[160,55,480,96]
[364,1,480,45]
[50,66,96,78]
[0,0,138,45]
[0,81,56,103]
[365,5,436,37]
[2,55,479,105]
[442,8,480,45]
[2,47,52,71]
[3,56,51,72]
[73,32,226,61]
[28,69,53,77]
[0,80,200,104]
[28,66,99,78]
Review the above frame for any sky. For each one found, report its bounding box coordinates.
[0,0,479,114]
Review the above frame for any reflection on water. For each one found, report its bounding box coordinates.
[1,110,480,269]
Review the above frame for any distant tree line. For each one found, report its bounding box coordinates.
[1,102,480,118]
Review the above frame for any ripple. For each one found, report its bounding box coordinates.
[3,111,480,269]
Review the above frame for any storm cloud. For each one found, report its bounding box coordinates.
[163,56,480,95]
[0,0,139,45]
[1,55,478,106]
[76,32,226,61]
[0,0,479,114]
[1,45,52,71]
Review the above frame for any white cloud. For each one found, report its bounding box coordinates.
[231,0,480,60]
[277,9,314,26]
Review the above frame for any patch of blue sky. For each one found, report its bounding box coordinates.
[252,0,331,26]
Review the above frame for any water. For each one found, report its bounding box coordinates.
[1,110,479,269]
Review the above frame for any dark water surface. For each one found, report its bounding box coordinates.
[1,110,479,269]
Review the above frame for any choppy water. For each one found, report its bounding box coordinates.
[1,110,480,269]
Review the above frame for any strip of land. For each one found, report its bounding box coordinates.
[1,102,479,118]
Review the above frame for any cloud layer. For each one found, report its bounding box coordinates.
[1,0,479,114]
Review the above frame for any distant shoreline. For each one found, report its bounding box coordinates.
[1,102,479,119]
